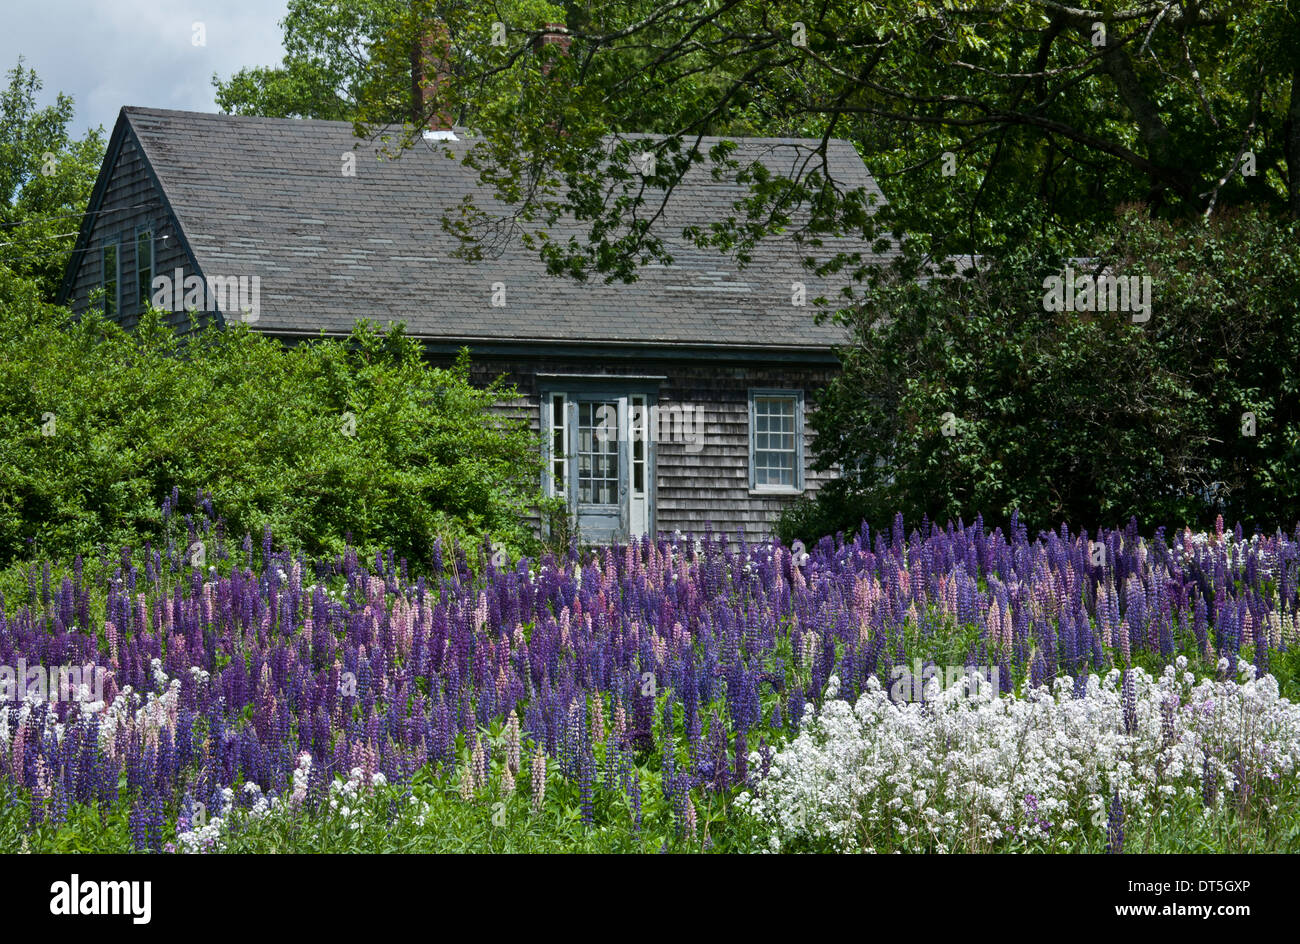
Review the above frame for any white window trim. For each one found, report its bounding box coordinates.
[748,388,805,495]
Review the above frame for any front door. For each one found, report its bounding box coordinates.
[545,390,653,544]
[572,397,625,542]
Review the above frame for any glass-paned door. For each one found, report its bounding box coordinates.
[576,401,620,505]
[569,397,626,542]
[545,390,655,544]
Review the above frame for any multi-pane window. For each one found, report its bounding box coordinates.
[577,400,619,504]
[630,395,647,495]
[101,241,119,316]
[136,229,153,310]
[550,393,567,496]
[750,391,802,491]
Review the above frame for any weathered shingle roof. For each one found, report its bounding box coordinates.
[121,107,892,350]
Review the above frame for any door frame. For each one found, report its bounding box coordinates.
[539,375,663,543]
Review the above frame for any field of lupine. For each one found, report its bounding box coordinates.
[2,506,1300,853]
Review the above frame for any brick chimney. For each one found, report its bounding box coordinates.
[412,22,454,134]
[533,23,571,71]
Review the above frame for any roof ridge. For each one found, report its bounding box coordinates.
[121,106,859,148]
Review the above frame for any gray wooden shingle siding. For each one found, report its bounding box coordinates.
[462,355,835,540]
[61,126,211,333]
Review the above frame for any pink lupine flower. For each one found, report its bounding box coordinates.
[360,743,378,786]
[590,695,605,744]
[105,620,119,662]
[32,756,49,812]
[505,711,521,775]
[613,700,627,741]
[987,602,1003,650]
[652,632,668,667]
[471,736,487,791]
[792,566,806,591]
[531,749,546,812]
[11,722,26,779]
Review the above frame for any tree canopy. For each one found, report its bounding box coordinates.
[0,59,105,301]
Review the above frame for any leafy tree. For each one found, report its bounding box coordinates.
[370,0,1300,280]
[213,0,407,120]
[780,205,1300,539]
[0,59,105,301]
[213,2,1300,270]
[213,0,567,126]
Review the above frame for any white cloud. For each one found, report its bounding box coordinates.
[1,0,288,136]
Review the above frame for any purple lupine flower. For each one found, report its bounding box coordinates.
[1106,792,1124,854]
[129,799,148,851]
[1202,754,1217,808]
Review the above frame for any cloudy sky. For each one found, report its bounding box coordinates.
[2,0,289,137]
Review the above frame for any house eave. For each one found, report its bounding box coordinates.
[263,328,842,364]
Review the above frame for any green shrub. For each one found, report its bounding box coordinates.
[0,298,555,570]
